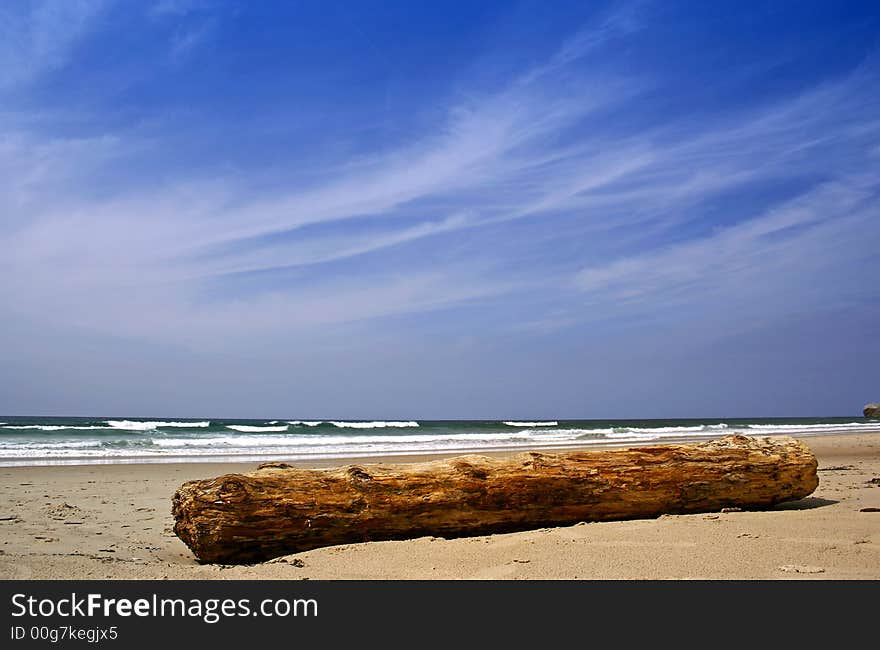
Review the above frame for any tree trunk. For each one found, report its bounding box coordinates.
[172,434,818,564]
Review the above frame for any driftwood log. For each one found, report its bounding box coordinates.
[172,434,818,564]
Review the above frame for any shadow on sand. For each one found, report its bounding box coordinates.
[772,496,838,511]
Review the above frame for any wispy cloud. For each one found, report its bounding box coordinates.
[150,0,215,18]
[0,0,107,90]
[169,19,215,61]
[2,1,879,417]
[575,179,877,303]
[1,1,878,356]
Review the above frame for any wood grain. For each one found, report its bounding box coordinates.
[172,434,818,564]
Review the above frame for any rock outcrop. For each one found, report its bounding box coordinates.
[864,403,880,419]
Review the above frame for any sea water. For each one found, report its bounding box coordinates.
[0,416,877,466]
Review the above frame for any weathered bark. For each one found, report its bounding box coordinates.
[172,434,818,564]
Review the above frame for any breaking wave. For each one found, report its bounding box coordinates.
[2,417,878,466]
[105,420,210,431]
[503,421,558,427]
[1,425,110,431]
[328,421,419,429]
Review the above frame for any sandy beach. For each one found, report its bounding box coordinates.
[1,433,878,580]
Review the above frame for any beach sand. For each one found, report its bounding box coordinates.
[1,433,878,580]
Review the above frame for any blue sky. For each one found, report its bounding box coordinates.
[1,0,878,419]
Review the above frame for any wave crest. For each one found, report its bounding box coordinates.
[328,421,419,429]
[105,420,210,431]
[503,421,558,427]
[1,425,110,431]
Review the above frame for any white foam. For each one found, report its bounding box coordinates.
[147,428,590,450]
[105,420,210,431]
[0,439,105,449]
[159,421,210,427]
[504,421,558,427]
[612,424,733,435]
[5,419,880,467]
[287,421,324,426]
[328,421,419,429]
[747,422,866,430]
[105,421,158,431]
[634,425,710,433]
[605,431,663,440]
[522,427,614,437]
[741,423,880,436]
[1,425,110,431]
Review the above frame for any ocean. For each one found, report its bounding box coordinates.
[0,415,877,467]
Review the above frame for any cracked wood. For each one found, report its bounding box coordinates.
[172,434,818,564]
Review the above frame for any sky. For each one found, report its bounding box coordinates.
[1,0,878,419]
